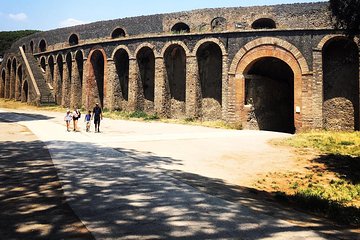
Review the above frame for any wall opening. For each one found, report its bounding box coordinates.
[69,34,79,46]
[196,42,222,120]
[111,28,126,38]
[211,17,227,31]
[48,56,55,85]
[251,18,276,29]
[171,22,190,34]
[90,50,105,107]
[6,59,11,98]
[40,57,46,73]
[1,69,5,98]
[30,41,34,53]
[245,57,295,133]
[164,44,186,117]
[22,45,26,52]
[22,80,28,102]
[73,51,83,108]
[114,49,129,102]
[39,39,46,52]
[75,51,84,86]
[137,47,155,109]
[11,59,17,99]
[323,38,359,131]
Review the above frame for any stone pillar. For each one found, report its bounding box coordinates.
[128,57,140,111]
[221,54,229,121]
[71,59,83,109]
[82,58,91,110]
[0,71,4,98]
[185,55,200,118]
[300,73,314,130]
[5,68,10,99]
[106,59,117,111]
[62,61,71,107]
[154,56,167,116]
[312,49,323,129]
[9,65,15,99]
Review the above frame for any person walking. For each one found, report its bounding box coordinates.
[72,108,81,132]
[84,110,92,132]
[92,103,103,133]
[64,109,72,132]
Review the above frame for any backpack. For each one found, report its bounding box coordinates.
[77,110,81,118]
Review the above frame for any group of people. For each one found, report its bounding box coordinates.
[64,103,103,133]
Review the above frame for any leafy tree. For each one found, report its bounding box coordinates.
[329,0,360,36]
[0,30,39,57]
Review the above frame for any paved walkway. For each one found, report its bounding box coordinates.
[0,108,357,240]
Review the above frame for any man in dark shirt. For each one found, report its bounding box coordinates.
[92,103,103,132]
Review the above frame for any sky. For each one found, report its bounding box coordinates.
[0,0,327,31]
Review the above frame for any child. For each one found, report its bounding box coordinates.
[64,109,72,132]
[84,110,92,132]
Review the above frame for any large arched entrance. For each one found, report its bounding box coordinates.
[11,58,17,99]
[322,38,359,131]
[136,46,155,113]
[196,42,222,120]
[56,55,64,105]
[164,44,186,118]
[22,80,28,102]
[73,51,83,108]
[16,65,23,100]
[64,53,72,107]
[1,69,5,98]
[87,49,105,108]
[114,48,129,110]
[245,57,295,133]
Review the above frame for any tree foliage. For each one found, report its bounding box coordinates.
[0,30,39,56]
[329,0,360,36]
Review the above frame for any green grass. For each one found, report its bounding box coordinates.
[276,130,360,157]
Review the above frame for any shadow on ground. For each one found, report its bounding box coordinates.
[0,112,54,122]
[30,139,358,239]
[0,140,94,240]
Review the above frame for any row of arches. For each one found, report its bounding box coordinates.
[1,36,359,132]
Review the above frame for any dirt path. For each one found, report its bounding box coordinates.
[0,119,94,240]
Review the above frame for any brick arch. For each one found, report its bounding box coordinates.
[232,44,303,130]
[134,43,158,58]
[74,49,86,59]
[111,45,133,59]
[192,38,227,56]
[56,53,65,62]
[229,37,309,75]
[317,34,350,50]
[86,47,108,108]
[160,41,190,57]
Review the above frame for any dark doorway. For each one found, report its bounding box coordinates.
[245,57,295,133]
[23,80,28,102]
[56,55,64,105]
[137,47,155,111]
[48,56,55,85]
[114,49,129,102]
[196,42,222,120]
[90,50,105,107]
[323,38,359,131]
[164,44,186,117]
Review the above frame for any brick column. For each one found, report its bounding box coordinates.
[312,49,323,129]
[5,67,10,99]
[128,57,139,111]
[186,55,200,118]
[300,73,314,130]
[71,59,81,109]
[154,56,167,116]
[62,61,71,107]
[9,65,15,99]
[106,59,116,111]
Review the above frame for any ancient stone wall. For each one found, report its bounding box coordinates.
[1,2,359,132]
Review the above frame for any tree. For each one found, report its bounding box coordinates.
[329,0,360,36]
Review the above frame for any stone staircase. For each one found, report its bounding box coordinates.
[23,52,56,105]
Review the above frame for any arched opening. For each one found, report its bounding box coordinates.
[111,28,126,38]
[245,57,295,133]
[48,56,55,85]
[251,18,276,29]
[40,57,46,73]
[6,59,11,98]
[30,41,34,53]
[69,34,79,46]
[22,80,28,102]
[89,50,105,108]
[114,49,129,104]
[56,55,64,105]
[22,45,26,52]
[64,53,72,106]
[1,69,5,98]
[323,38,359,131]
[196,42,222,120]
[211,17,227,31]
[11,59,17,99]
[171,22,190,34]
[39,39,46,52]
[164,44,186,117]
[16,65,23,100]
[137,47,155,111]
[74,51,84,107]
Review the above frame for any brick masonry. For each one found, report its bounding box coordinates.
[1,2,359,132]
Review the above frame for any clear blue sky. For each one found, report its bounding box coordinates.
[0,0,327,31]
